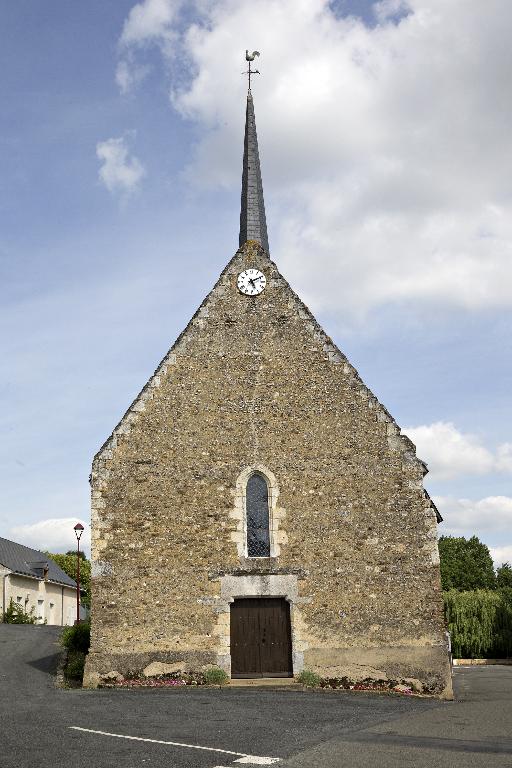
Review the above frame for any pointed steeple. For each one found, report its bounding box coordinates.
[239,90,270,253]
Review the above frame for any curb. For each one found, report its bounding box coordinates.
[453,659,512,666]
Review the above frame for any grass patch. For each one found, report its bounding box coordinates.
[296,669,321,687]
[203,666,229,686]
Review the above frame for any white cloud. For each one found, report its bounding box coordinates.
[120,0,180,46]
[490,545,512,569]
[9,518,90,556]
[116,0,182,92]
[115,57,150,94]
[435,495,512,535]
[374,0,411,22]
[116,0,512,315]
[406,422,512,481]
[435,496,512,566]
[496,443,512,473]
[96,136,146,194]
[404,421,497,480]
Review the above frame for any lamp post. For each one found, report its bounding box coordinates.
[73,523,84,624]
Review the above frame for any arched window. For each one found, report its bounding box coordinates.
[246,473,271,557]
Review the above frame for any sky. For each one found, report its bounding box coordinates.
[1,0,511,566]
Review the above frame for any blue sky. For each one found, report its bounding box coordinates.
[1,0,511,563]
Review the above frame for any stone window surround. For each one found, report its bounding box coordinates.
[230,464,287,560]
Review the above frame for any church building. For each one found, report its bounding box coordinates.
[84,80,452,697]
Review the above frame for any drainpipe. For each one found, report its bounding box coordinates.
[61,586,64,625]
[2,573,9,620]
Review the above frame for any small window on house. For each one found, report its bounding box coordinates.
[16,596,22,604]
[246,472,271,557]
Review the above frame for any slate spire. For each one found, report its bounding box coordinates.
[239,90,270,253]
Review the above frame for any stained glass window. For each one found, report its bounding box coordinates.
[246,473,271,557]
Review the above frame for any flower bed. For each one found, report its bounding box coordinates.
[100,668,229,688]
[319,677,413,694]
[295,670,418,694]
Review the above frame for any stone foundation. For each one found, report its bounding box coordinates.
[304,644,453,698]
[83,649,217,689]
[83,641,452,698]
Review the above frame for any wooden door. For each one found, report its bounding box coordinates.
[230,598,293,678]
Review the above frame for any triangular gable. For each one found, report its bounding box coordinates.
[93,241,426,482]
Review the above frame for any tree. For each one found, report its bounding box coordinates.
[65,550,87,561]
[497,563,512,589]
[3,598,37,624]
[45,552,91,608]
[438,536,496,591]
[444,589,512,658]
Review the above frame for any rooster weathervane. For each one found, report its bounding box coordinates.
[243,50,260,91]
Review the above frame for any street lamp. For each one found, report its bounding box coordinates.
[73,523,84,625]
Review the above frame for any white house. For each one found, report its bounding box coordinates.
[0,536,77,625]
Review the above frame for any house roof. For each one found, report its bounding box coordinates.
[0,536,76,587]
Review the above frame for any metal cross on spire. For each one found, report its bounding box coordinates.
[243,49,260,91]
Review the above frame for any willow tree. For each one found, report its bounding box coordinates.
[444,589,512,658]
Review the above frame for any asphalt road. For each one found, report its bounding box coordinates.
[1,625,511,768]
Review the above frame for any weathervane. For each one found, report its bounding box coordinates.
[243,50,260,91]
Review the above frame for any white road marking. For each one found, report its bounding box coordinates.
[69,727,279,763]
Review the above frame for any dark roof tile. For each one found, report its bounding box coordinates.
[0,536,76,587]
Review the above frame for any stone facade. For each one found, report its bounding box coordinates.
[84,240,452,696]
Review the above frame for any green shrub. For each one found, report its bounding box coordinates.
[61,621,90,653]
[65,651,86,681]
[444,589,512,658]
[203,666,229,686]
[296,669,321,687]
[3,598,37,624]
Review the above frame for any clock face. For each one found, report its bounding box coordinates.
[237,268,266,296]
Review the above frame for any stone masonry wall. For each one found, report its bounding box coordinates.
[84,241,452,696]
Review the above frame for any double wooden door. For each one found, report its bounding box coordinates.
[230,598,293,678]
